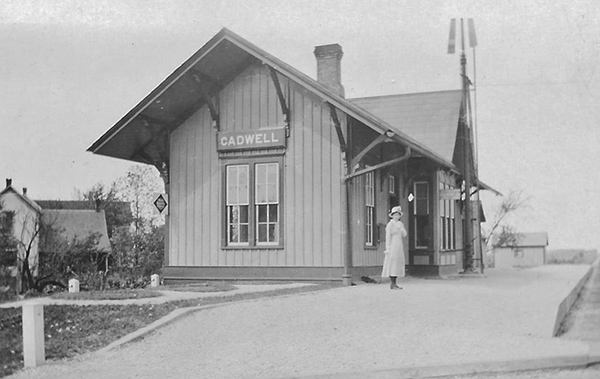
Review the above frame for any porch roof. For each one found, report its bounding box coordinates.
[349,90,463,164]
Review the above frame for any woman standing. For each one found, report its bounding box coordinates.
[382,206,408,289]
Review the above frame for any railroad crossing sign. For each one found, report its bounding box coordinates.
[152,193,169,215]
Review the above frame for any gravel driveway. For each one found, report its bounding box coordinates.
[8,265,592,379]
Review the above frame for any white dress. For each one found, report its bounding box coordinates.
[381,220,407,277]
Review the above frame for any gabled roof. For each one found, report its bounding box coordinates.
[0,186,42,213]
[88,27,456,170]
[495,232,549,248]
[349,90,462,163]
[36,200,131,215]
[40,209,112,253]
[517,232,549,247]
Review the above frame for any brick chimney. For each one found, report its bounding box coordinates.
[314,44,345,98]
[22,188,27,196]
[5,178,12,188]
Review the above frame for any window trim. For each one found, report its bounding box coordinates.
[365,170,375,247]
[221,156,284,249]
[440,182,456,251]
[388,175,395,195]
[413,180,430,249]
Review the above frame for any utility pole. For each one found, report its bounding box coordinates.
[449,18,478,273]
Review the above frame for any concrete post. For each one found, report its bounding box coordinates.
[68,278,79,293]
[22,303,45,367]
[150,274,160,287]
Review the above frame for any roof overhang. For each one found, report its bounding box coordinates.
[88,28,458,170]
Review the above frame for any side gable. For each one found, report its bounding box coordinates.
[40,210,112,253]
[0,186,42,214]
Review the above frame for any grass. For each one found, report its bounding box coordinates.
[158,281,236,292]
[50,289,162,300]
[0,282,340,378]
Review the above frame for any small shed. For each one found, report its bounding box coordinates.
[493,232,549,268]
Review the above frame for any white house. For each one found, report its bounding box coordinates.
[0,179,42,284]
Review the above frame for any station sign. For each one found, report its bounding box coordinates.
[440,188,461,200]
[217,127,287,152]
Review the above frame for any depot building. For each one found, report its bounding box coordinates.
[89,28,495,283]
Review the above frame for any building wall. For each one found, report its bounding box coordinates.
[168,63,345,268]
[493,246,546,268]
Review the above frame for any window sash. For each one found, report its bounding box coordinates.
[226,165,250,245]
[255,163,279,245]
[440,183,456,250]
[365,171,375,246]
[224,160,281,248]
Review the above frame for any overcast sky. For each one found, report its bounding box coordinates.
[1,0,599,250]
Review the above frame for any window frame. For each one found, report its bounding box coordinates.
[365,171,375,247]
[440,183,457,251]
[222,156,284,249]
[413,180,430,249]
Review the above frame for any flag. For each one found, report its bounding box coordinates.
[448,19,456,54]
[468,18,477,48]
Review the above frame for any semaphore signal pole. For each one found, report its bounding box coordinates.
[448,18,479,273]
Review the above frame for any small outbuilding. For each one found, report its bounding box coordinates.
[492,232,549,268]
[89,28,496,283]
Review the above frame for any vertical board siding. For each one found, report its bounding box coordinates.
[169,63,344,268]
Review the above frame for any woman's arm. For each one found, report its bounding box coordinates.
[385,222,392,252]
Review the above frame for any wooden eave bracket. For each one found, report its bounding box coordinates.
[327,103,347,153]
[191,72,220,131]
[268,66,291,135]
[345,147,411,182]
[130,118,170,174]
[349,132,394,169]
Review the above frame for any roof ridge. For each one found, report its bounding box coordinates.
[348,89,462,102]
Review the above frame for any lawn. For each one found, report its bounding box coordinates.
[0,282,339,378]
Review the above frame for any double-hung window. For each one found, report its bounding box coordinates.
[365,171,375,246]
[414,181,430,248]
[225,158,281,248]
[440,183,456,250]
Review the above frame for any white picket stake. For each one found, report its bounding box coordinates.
[150,274,160,287]
[68,278,79,293]
[22,303,45,367]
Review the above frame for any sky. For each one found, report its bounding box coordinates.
[1,0,599,251]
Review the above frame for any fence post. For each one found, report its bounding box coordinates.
[22,303,45,367]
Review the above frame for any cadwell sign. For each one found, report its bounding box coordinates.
[217,127,287,152]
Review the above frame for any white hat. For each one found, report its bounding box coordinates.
[388,206,403,218]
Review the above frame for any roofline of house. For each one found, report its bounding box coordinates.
[0,186,42,213]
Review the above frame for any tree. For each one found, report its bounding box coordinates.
[15,212,103,293]
[73,182,133,238]
[112,165,164,232]
[482,189,530,249]
[74,165,166,283]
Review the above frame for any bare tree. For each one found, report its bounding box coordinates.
[482,189,530,249]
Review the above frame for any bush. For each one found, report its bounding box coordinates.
[105,270,150,290]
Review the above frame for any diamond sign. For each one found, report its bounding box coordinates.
[153,194,168,214]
